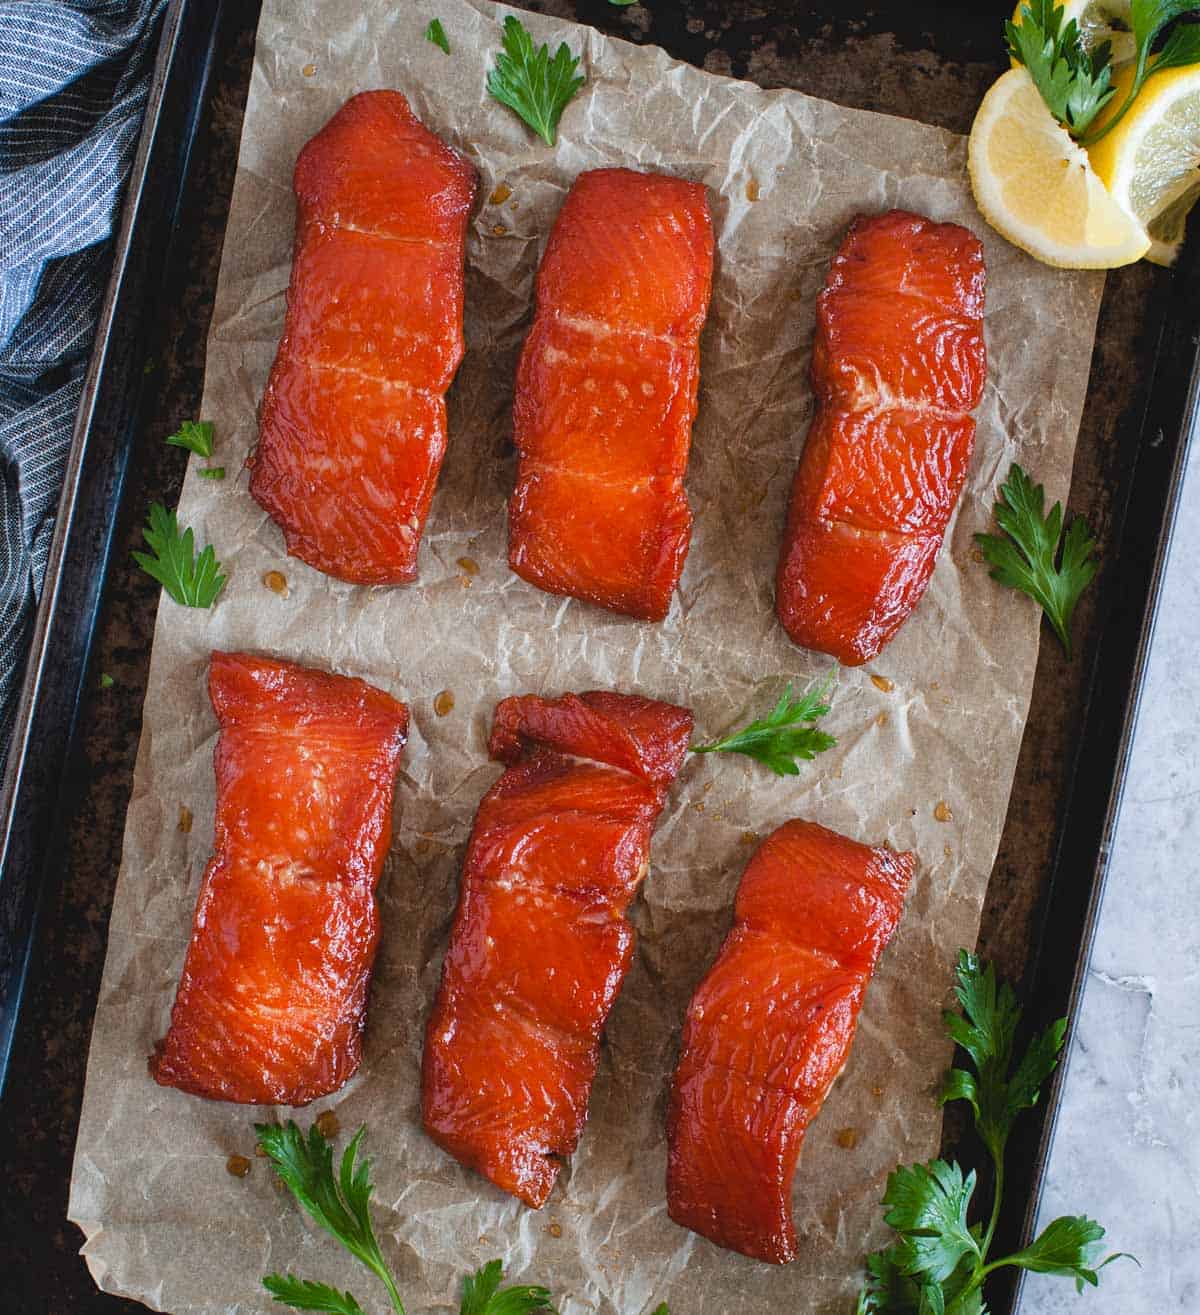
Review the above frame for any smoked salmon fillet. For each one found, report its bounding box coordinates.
[776,210,987,664]
[666,819,913,1264]
[151,652,408,1105]
[422,690,692,1207]
[508,168,714,621]
[250,91,477,585]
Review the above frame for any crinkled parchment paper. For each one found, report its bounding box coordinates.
[68,2,1105,1311]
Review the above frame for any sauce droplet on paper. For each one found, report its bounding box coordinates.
[870,674,894,693]
[434,690,455,717]
[934,800,954,823]
[263,570,289,597]
[226,1154,251,1178]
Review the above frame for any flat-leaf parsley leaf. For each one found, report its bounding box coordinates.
[1005,0,1116,135]
[856,951,1132,1312]
[1007,0,1200,144]
[975,462,1097,658]
[165,419,215,459]
[132,503,226,608]
[426,18,451,55]
[258,1121,570,1315]
[691,672,837,776]
[487,15,584,146]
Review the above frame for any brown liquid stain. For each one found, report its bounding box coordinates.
[875,712,889,728]
[263,569,289,597]
[491,223,507,237]
[456,556,480,575]
[489,182,512,205]
[226,1154,251,1178]
[178,806,193,834]
[745,177,761,202]
[315,1110,340,1139]
[301,63,316,78]
[434,690,455,717]
[870,674,894,693]
[835,1127,859,1149]
[934,800,954,823]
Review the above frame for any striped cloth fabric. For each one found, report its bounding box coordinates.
[0,0,166,770]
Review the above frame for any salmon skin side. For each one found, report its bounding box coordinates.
[422,690,693,1207]
[508,167,714,621]
[666,819,913,1264]
[250,91,477,585]
[151,652,408,1105]
[776,209,987,664]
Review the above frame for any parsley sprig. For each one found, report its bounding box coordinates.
[425,19,450,56]
[257,1121,559,1315]
[133,503,226,608]
[856,952,1131,1313]
[165,419,214,458]
[691,672,837,776]
[975,463,1097,658]
[1008,0,1200,144]
[487,15,584,146]
[1006,0,1116,135]
[165,418,225,478]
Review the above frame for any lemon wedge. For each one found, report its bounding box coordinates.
[968,67,1150,268]
[1088,62,1200,267]
[1010,0,1137,68]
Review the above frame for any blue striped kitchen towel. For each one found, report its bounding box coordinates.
[0,0,167,771]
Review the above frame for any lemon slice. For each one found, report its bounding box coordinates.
[969,67,1150,268]
[1089,62,1200,267]
[1010,0,1137,68]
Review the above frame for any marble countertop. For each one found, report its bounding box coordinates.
[1027,438,1200,1313]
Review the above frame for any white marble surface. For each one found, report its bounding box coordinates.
[1024,438,1200,1312]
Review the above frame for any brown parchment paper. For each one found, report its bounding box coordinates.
[68,2,1106,1311]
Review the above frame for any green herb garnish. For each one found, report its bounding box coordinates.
[257,1121,561,1315]
[198,466,226,480]
[132,503,226,608]
[426,18,451,55]
[1005,0,1116,135]
[99,672,115,689]
[856,951,1131,1313]
[691,672,837,776]
[1008,0,1200,144]
[975,462,1098,658]
[459,1260,555,1315]
[487,15,584,147]
[165,419,215,459]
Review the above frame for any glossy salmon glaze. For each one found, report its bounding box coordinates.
[422,690,692,1206]
[776,210,986,664]
[666,819,913,1263]
[151,653,408,1104]
[250,91,477,584]
[508,168,714,621]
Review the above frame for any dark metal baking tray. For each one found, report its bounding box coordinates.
[0,1,1193,1311]
[0,0,227,1081]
